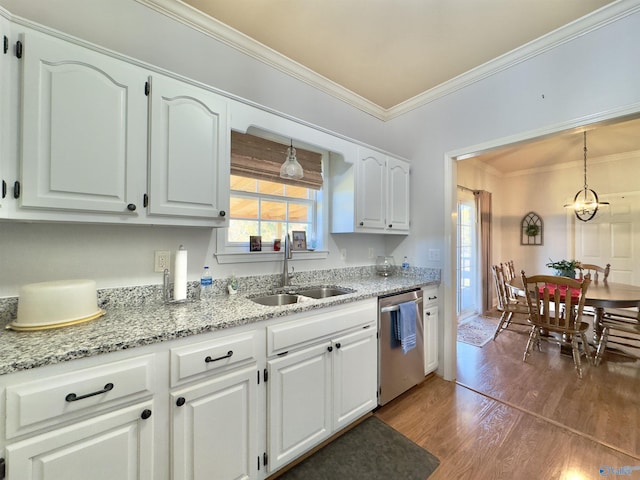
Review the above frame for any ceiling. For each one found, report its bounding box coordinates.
[181,0,615,109]
[156,0,639,172]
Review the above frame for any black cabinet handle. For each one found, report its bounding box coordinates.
[141,409,152,420]
[176,397,186,407]
[15,40,22,59]
[127,203,137,211]
[1,180,5,199]
[327,346,333,352]
[65,382,114,402]
[219,210,226,217]
[143,194,148,208]
[205,350,233,363]
[13,181,20,199]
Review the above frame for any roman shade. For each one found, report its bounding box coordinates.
[231,131,323,190]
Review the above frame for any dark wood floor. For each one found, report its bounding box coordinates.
[375,316,640,479]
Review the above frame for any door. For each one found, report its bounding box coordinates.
[171,365,257,480]
[267,343,331,473]
[457,189,479,319]
[356,147,386,230]
[574,192,640,285]
[5,402,155,480]
[387,157,410,232]
[331,326,377,430]
[148,74,229,221]
[19,28,147,214]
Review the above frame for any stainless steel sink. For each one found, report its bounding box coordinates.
[296,286,353,299]
[250,293,299,306]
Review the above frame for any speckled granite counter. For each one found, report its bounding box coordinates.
[0,267,439,375]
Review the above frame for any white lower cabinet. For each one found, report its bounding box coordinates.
[422,287,439,375]
[265,299,378,474]
[267,342,332,472]
[5,400,155,480]
[171,365,258,480]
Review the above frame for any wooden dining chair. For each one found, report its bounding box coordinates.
[520,271,593,378]
[491,264,529,340]
[595,306,640,365]
[576,263,610,283]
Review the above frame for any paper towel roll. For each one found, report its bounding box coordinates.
[174,245,188,301]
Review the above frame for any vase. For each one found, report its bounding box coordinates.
[554,269,576,278]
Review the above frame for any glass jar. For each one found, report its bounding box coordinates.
[375,256,395,277]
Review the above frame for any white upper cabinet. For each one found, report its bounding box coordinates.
[19,28,148,215]
[148,74,229,222]
[332,146,410,234]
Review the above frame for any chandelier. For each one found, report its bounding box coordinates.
[279,140,304,180]
[564,131,609,222]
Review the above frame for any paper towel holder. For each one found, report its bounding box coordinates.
[163,269,193,304]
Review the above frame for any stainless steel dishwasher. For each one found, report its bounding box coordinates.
[378,288,424,405]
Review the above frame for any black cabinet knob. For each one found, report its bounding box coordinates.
[219,210,226,217]
[359,222,364,226]
[141,409,152,420]
[388,224,393,228]
[335,343,341,349]
[327,346,333,352]
[127,203,137,211]
[176,397,186,407]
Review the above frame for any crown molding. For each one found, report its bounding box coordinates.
[137,0,640,122]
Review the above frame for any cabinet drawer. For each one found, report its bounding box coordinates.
[170,330,257,386]
[423,286,439,307]
[5,354,155,439]
[267,299,377,356]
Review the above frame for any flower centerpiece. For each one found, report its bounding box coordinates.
[546,259,579,278]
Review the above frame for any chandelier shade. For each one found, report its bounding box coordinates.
[279,140,304,180]
[563,131,609,222]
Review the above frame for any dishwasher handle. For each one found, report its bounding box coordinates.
[380,297,423,313]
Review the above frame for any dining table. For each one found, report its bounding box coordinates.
[507,278,640,343]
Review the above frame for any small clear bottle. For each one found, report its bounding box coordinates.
[401,256,410,276]
[200,266,212,298]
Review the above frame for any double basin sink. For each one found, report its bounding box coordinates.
[250,286,354,306]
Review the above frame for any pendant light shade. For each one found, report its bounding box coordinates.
[564,131,609,222]
[280,140,304,180]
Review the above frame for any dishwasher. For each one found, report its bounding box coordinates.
[378,288,424,405]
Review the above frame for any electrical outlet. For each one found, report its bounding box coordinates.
[428,249,441,261]
[154,250,171,272]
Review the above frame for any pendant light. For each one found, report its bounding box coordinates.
[279,140,304,180]
[564,131,609,222]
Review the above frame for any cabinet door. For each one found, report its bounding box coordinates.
[148,74,229,221]
[387,156,410,232]
[19,29,147,214]
[267,343,331,473]
[171,365,257,480]
[332,326,377,430]
[5,401,155,480]
[424,306,439,374]
[356,147,386,230]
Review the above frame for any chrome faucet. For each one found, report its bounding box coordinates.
[282,233,294,287]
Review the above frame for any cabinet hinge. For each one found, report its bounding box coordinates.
[145,81,150,96]
[0,457,5,479]
[13,180,20,199]
[263,452,268,467]
[3,36,8,54]
[15,39,22,59]
[263,368,268,383]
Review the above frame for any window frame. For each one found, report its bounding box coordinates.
[215,156,329,264]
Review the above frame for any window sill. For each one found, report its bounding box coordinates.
[214,250,329,264]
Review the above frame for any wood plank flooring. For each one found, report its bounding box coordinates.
[375,317,640,479]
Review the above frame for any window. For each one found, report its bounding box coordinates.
[216,131,326,259]
[228,175,317,249]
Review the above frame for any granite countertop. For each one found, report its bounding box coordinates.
[0,268,439,375]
